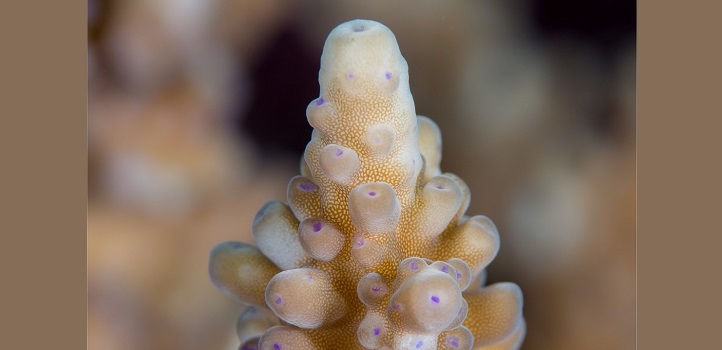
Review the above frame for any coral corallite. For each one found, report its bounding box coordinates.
[209,19,525,350]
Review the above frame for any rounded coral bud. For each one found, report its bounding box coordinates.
[265,268,346,329]
[349,182,401,234]
[446,258,473,291]
[357,311,388,349]
[392,257,429,288]
[463,282,524,347]
[435,215,500,275]
[416,175,464,238]
[388,268,464,333]
[252,201,312,270]
[319,144,360,185]
[357,272,389,306]
[287,176,322,222]
[298,218,345,262]
[417,116,443,181]
[209,242,280,306]
[443,173,471,220]
[306,97,336,134]
[438,326,474,350]
[320,19,407,97]
[363,124,396,157]
[258,326,317,350]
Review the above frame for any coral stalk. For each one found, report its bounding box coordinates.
[210,19,524,350]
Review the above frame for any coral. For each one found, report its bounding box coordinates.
[209,19,524,350]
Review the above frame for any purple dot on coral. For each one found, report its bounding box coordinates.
[392,303,400,311]
[307,275,313,282]
[456,272,462,279]
[416,341,423,349]
[347,73,354,79]
[447,336,460,348]
[373,328,380,336]
[336,148,344,157]
[313,221,322,232]
[385,72,392,80]
[410,261,419,270]
[299,181,317,191]
[354,236,365,248]
[372,286,382,293]
[275,297,282,305]
[441,265,449,273]
[435,184,445,190]
[368,191,376,196]
[273,343,282,350]
[431,295,440,303]
[353,25,365,32]
[316,98,325,106]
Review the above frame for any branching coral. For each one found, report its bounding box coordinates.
[209,19,524,350]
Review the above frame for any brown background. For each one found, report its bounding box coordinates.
[1,0,720,349]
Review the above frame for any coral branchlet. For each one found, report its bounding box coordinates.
[210,19,525,350]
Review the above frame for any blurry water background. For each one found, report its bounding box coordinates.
[87,1,635,349]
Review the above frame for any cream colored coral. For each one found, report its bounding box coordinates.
[210,19,524,350]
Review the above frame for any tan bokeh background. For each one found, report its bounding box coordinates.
[87,1,635,349]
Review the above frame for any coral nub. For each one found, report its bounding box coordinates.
[298,181,316,191]
[447,336,460,348]
[431,295,440,303]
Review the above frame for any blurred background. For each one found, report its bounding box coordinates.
[87,1,635,349]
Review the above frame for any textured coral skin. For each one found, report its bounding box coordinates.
[210,19,524,350]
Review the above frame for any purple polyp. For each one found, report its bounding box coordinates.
[416,340,423,349]
[368,191,376,196]
[448,336,460,348]
[312,221,322,232]
[299,181,316,191]
[275,297,282,305]
[354,236,365,247]
[441,265,449,273]
[456,272,462,280]
[347,73,354,79]
[316,98,325,106]
[336,148,344,156]
[410,261,419,270]
[431,295,440,303]
[385,72,392,80]
[435,184,445,190]
[307,275,313,282]
[373,328,381,336]
[372,286,382,293]
[392,303,400,311]
[273,343,282,350]
[354,25,365,32]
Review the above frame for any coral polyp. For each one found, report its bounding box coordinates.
[210,19,524,349]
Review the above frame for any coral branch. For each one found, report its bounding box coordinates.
[210,19,524,350]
